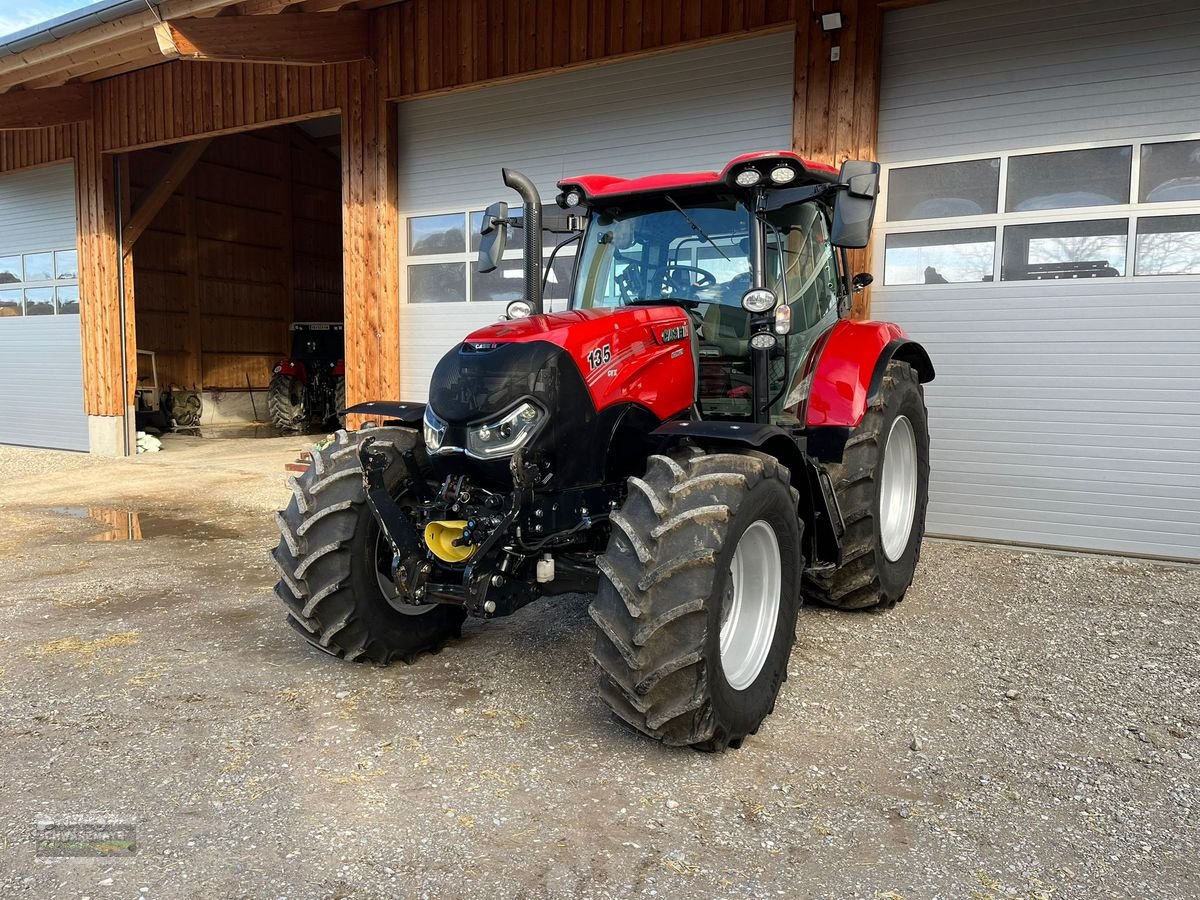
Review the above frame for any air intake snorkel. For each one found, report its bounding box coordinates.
[502,168,544,316]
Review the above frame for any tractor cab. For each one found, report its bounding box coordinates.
[480,151,882,429]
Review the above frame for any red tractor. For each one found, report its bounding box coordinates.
[268,322,347,431]
[272,152,933,750]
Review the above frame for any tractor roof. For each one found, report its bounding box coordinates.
[558,151,840,203]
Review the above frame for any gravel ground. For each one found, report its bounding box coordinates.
[0,437,1196,899]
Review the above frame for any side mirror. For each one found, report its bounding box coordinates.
[830,160,881,249]
[477,200,509,273]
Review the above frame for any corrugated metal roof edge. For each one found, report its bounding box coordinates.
[0,0,163,61]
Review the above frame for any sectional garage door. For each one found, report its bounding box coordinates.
[395,30,795,400]
[871,0,1200,560]
[0,164,87,452]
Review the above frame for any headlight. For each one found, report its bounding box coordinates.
[423,405,446,451]
[467,401,544,458]
[741,287,778,313]
[506,299,533,319]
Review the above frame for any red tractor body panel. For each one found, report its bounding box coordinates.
[465,306,696,422]
[804,319,908,429]
[273,359,308,382]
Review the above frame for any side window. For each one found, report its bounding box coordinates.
[767,204,838,331]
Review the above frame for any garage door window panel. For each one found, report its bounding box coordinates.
[1002,219,1128,281]
[884,227,996,285]
[24,287,55,316]
[1140,139,1200,204]
[408,213,466,255]
[22,252,54,283]
[0,288,21,316]
[1135,215,1200,276]
[1006,146,1132,212]
[409,262,467,303]
[887,158,1000,221]
[0,256,20,284]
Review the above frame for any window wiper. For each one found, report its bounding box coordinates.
[665,194,732,264]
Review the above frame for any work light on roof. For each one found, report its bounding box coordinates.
[770,165,797,184]
[734,168,763,187]
[563,189,582,208]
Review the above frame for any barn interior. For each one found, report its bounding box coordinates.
[124,115,343,435]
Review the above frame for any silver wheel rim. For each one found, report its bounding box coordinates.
[880,415,918,563]
[720,520,782,692]
[376,531,436,616]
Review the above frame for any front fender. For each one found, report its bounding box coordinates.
[805,320,934,430]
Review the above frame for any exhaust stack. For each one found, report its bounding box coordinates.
[501,168,544,316]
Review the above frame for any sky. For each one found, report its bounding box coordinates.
[0,0,95,41]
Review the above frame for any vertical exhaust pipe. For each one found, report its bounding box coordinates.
[501,168,543,315]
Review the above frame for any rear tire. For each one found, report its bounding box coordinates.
[334,376,347,428]
[805,360,930,610]
[590,450,803,750]
[268,373,307,431]
[271,427,466,663]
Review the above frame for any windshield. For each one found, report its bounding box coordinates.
[569,194,840,423]
[570,197,752,310]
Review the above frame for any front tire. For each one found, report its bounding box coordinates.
[805,359,930,610]
[271,427,466,663]
[590,451,803,750]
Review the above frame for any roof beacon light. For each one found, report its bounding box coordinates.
[734,168,762,187]
[770,165,797,184]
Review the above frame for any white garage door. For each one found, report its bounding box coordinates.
[395,30,794,400]
[0,164,87,452]
[871,0,1200,560]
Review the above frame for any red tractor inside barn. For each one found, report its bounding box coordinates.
[272,151,934,750]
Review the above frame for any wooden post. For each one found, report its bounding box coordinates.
[339,55,400,417]
[74,123,125,421]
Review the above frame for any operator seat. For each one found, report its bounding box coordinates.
[701,301,751,359]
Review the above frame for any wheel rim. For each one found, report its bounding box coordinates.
[375,529,436,616]
[880,415,918,562]
[720,520,782,692]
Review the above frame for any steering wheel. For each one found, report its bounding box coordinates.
[665,264,717,294]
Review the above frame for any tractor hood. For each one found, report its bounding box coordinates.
[463,306,686,351]
[429,305,695,423]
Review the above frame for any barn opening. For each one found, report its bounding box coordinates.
[123,115,344,438]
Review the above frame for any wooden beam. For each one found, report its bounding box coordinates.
[0,84,93,130]
[155,11,369,65]
[122,138,212,254]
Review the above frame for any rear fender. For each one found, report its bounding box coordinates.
[342,400,426,426]
[650,420,842,568]
[273,360,307,382]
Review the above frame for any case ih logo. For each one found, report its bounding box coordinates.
[660,324,689,344]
